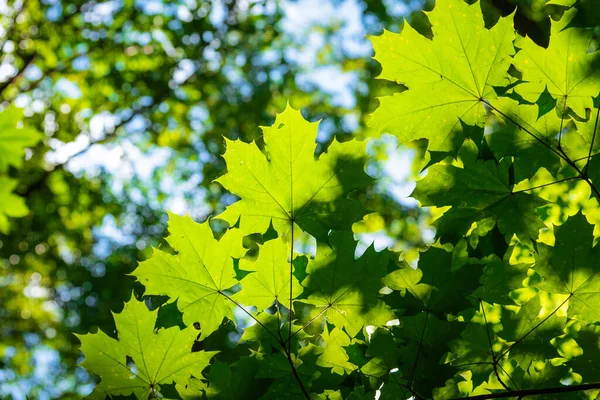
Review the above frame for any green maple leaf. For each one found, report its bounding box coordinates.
[589,156,600,189]
[397,312,461,397]
[513,9,600,118]
[256,352,320,399]
[361,328,401,378]
[0,177,29,234]
[301,231,394,337]
[178,358,261,400]
[413,156,548,242]
[471,259,534,306]
[235,238,303,311]
[77,296,217,399]
[383,246,483,315]
[569,323,600,382]
[215,104,371,242]
[500,295,565,368]
[485,98,564,182]
[240,312,290,352]
[449,316,498,387]
[0,107,42,172]
[533,213,600,324]
[315,326,356,375]
[132,212,246,337]
[514,362,571,393]
[368,0,514,152]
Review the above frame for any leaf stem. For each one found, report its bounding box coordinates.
[557,95,568,150]
[498,294,572,360]
[511,176,580,194]
[219,291,283,345]
[282,221,310,400]
[289,224,295,355]
[480,300,513,393]
[486,100,600,200]
[408,310,429,390]
[286,305,331,343]
[484,101,567,163]
[584,105,600,174]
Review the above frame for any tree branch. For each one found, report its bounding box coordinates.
[21,102,154,197]
[0,52,35,97]
[451,382,600,400]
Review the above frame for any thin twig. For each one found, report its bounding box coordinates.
[450,382,600,400]
[574,152,600,163]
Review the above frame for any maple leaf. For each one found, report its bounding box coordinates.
[383,246,483,315]
[0,177,29,234]
[315,326,356,375]
[533,213,600,324]
[235,238,303,311]
[485,98,564,182]
[177,358,261,400]
[500,295,565,368]
[216,104,372,242]
[513,9,600,118]
[0,107,41,172]
[412,156,548,242]
[368,0,514,152]
[132,212,246,337]
[301,231,394,337]
[77,296,217,399]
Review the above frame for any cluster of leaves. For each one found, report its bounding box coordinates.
[0,108,40,233]
[0,2,437,394]
[78,0,600,399]
[0,1,429,395]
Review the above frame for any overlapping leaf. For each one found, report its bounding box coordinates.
[513,10,600,118]
[413,156,548,242]
[216,104,371,241]
[0,107,41,171]
[383,246,483,315]
[76,2,600,398]
[315,326,356,375]
[235,238,303,311]
[0,177,29,234]
[132,212,246,336]
[77,297,217,399]
[533,213,600,323]
[301,232,393,337]
[369,0,514,152]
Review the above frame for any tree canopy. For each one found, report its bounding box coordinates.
[2,0,600,399]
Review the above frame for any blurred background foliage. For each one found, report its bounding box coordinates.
[0,0,596,398]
